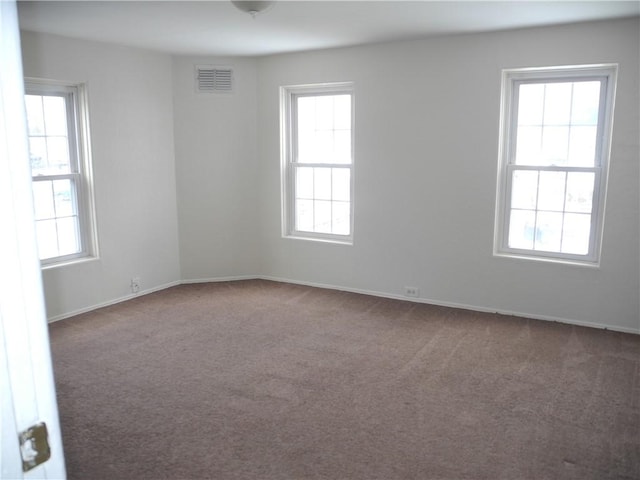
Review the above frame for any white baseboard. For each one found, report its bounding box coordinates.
[48,275,639,335]
[258,275,640,335]
[180,275,257,284]
[47,280,182,323]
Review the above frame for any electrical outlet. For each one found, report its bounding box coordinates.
[130,277,140,294]
[404,286,419,297]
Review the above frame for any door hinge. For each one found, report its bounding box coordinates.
[19,422,51,473]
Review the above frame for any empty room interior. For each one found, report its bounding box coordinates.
[4,0,640,478]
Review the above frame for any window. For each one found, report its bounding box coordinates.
[25,79,97,266]
[281,83,354,244]
[494,65,617,265]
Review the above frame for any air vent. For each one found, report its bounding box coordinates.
[195,65,233,93]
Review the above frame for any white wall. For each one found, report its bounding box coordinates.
[20,31,181,320]
[21,18,639,333]
[172,56,260,280]
[256,18,640,332]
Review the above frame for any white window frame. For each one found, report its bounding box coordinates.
[494,64,617,266]
[280,82,355,244]
[25,78,98,267]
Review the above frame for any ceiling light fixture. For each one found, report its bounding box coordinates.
[231,1,276,18]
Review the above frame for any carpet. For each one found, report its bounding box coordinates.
[48,280,640,479]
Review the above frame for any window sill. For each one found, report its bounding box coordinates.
[493,251,600,269]
[284,234,353,246]
[41,255,99,270]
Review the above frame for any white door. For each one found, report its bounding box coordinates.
[0,1,66,478]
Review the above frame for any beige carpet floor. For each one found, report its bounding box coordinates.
[48,280,640,479]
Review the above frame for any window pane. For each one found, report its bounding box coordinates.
[297,134,314,164]
[515,126,542,165]
[565,172,594,214]
[43,96,68,136]
[571,81,600,125]
[517,84,544,126]
[35,219,58,260]
[314,167,331,200]
[295,199,313,232]
[57,217,80,256]
[534,211,563,252]
[315,96,333,130]
[315,130,333,162]
[541,126,569,165]
[53,179,75,217]
[333,95,351,130]
[567,126,597,167]
[511,170,538,209]
[333,130,351,164]
[296,167,314,199]
[47,137,71,173]
[297,97,315,163]
[314,200,332,233]
[29,137,48,175]
[543,83,572,125]
[332,201,350,235]
[25,95,45,135]
[332,168,350,202]
[537,171,566,212]
[561,213,591,255]
[508,209,535,250]
[32,180,55,220]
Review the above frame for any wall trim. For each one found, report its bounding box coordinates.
[257,275,640,335]
[48,275,640,335]
[47,280,182,323]
[180,275,257,284]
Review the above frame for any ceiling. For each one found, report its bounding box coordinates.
[17,0,640,57]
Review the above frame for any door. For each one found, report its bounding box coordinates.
[0,1,66,478]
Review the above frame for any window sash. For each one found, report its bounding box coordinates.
[26,88,80,176]
[290,163,352,239]
[291,91,353,166]
[502,164,602,262]
[508,77,609,169]
[31,173,86,263]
